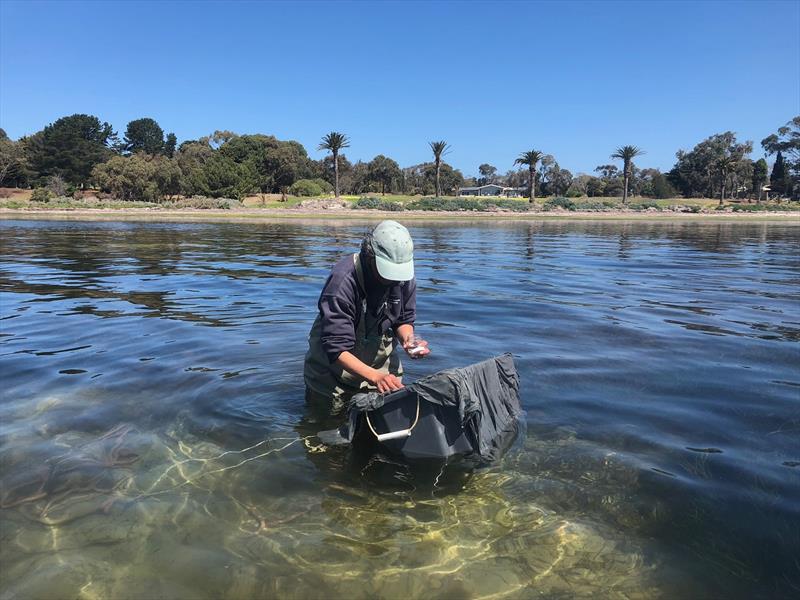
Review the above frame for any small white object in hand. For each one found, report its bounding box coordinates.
[406,334,426,355]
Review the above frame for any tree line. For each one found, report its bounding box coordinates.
[0,114,797,203]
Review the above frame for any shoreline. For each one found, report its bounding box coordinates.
[1,207,799,224]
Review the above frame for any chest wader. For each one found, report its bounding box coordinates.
[304,254,402,412]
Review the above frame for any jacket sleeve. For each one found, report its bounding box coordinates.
[319,293,358,364]
[396,278,417,327]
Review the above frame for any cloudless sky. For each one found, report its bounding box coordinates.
[1,0,798,176]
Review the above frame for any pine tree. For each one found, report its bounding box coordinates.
[770,152,788,198]
[124,118,165,155]
[164,133,177,158]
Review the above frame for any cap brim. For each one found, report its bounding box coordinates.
[375,255,414,282]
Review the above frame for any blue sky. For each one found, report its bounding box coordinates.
[1,1,798,177]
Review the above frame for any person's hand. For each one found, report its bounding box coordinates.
[371,371,404,393]
[403,338,430,359]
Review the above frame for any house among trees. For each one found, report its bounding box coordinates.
[762,184,782,200]
[458,184,526,197]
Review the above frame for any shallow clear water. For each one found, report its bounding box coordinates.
[0,218,798,599]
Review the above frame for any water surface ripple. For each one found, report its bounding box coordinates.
[1,219,798,599]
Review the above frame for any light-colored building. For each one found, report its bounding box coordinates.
[458,184,526,197]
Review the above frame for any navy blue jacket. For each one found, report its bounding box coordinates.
[317,254,416,363]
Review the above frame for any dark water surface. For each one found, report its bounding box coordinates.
[1,218,798,599]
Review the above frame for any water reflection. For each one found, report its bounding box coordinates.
[1,219,799,598]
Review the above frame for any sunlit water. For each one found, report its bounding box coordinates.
[0,218,798,599]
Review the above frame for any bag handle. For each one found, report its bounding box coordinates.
[364,395,421,442]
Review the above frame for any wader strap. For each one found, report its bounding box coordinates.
[353,253,366,297]
[354,253,390,340]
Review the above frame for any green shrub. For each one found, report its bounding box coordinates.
[628,201,660,210]
[484,199,532,212]
[572,200,618,210]
[354,196,381,209]
[411,197,477,211]
[353,196,405,211]
[311,178,333,193]
[217,198,241,209]
[404,196,531,212]
[407,197,471,211]
[92,154,181,202]
[354,195,534,213]
[289,179,323,197]
[566,189,583,198]
[46,175,67,197]
[31,188,52,203]
[163,196,240,209]
[543,197,576,211]
[731,202,800,212]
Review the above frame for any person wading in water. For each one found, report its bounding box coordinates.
[304,220,430,413]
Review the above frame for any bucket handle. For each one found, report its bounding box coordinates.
[364,395,421,442]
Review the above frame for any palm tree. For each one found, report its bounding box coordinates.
[611,145,645,205]
[514,150,544,203]
[429,140,449,197]
[716,156,736,206]
[318,132,350,198]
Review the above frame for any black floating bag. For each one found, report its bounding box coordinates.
[345,354,523,462]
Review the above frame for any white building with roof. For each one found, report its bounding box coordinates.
[458,184,526,197]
